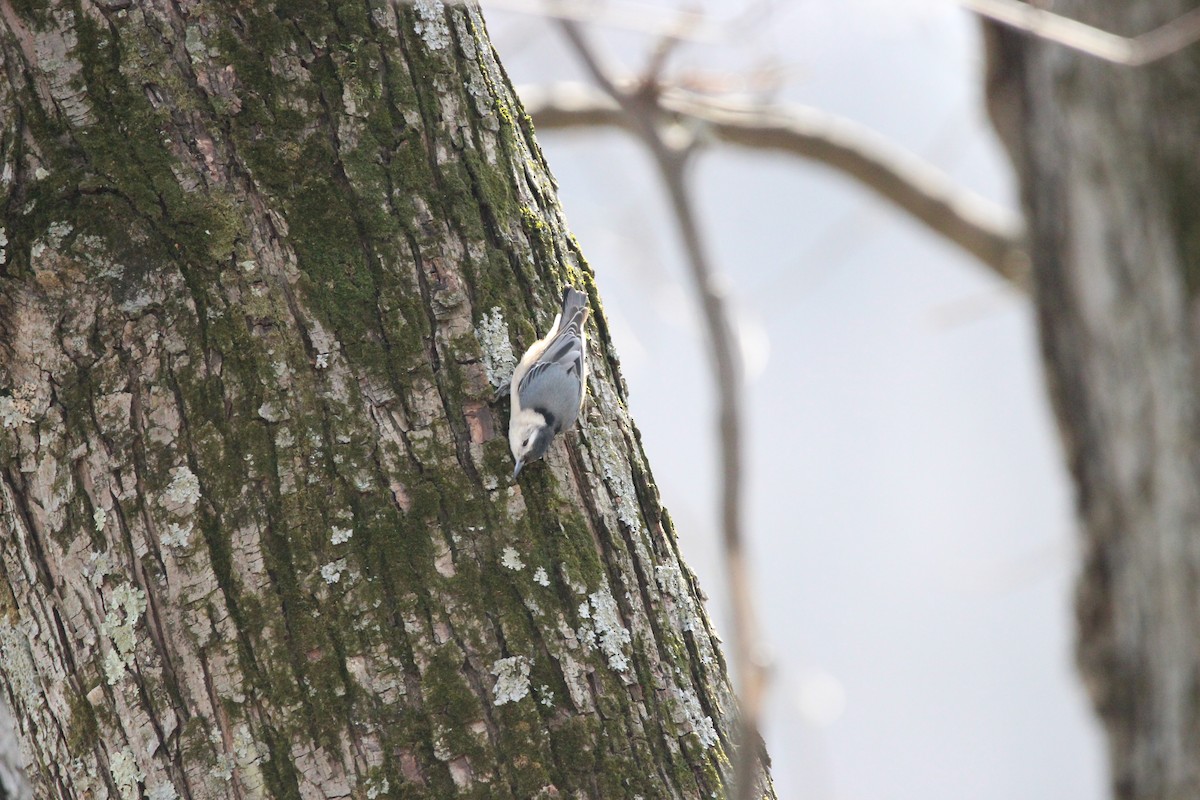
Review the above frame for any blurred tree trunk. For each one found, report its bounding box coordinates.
[0,2,765,799]
[985,5,1200,799]
[0,697,28,800]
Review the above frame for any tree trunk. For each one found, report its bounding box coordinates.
[0,2,766,798]
[985,5,1200,799]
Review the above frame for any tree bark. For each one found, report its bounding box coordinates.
[985,5,1200,799]
[0,2,767,799]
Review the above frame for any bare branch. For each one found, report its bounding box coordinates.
[467,0,720,41]
[556,20,770,800]
[520,81,1030,284]
[961,0,1200,66]
[556,18,624,99]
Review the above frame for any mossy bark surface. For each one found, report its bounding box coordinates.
[986,4,1200,799]
[0,2,768,798]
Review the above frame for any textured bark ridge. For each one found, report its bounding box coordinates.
[985,4,1200,799]
[0,2,764,798]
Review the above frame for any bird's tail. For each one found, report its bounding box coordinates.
[557,286,589,336]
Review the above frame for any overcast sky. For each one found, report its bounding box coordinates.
[483,2,1107,797]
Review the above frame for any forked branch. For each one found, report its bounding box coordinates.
[520,81,1030,284]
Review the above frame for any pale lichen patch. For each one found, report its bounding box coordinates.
[0,395,32,429]
[412,0,451,50]
[46,220,72,245]
[147,782,180,800]
[656,563,699,633]
[210,753,235,782]
[676,685,719,749]
[0,621,40,708]
[601,458,641,531]
[100,583,147,685]
[586,382,645,530]
[321,559,347,584]
[504,484,527,521]
[533,566,550,587]
[474,307,517,388]
[102,650,125,685]
[587,587,632,672]
[30,221,71,266]
[109,749,144,800]
[490,656,531,705]
[452,13,499,128]
[162,466,201,513]
[86,550,116,588]
[92,506,107,533]
[500,546,524,571]
[233,723,266,792]
[160,522,192,549]
[257,401,289,423]
[330,526,353,545]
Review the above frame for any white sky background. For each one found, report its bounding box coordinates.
[481,1,1107,797]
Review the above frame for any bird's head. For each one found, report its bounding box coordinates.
[509,408,556,478]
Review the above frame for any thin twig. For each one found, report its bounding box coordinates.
[960,0,1200,66]
[639,32,684,90]
[557,20,767,800]
[519,81,1030,284]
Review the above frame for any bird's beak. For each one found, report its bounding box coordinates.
[512,460,524,480]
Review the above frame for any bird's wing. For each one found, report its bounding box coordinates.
[519,289,588,394]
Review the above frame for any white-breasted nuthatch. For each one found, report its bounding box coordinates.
[507,287,589,478]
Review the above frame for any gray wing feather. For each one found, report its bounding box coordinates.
[518,288,588,428]
[518,365,583,430]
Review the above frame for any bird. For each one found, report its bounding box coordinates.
[507,287,589,479]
